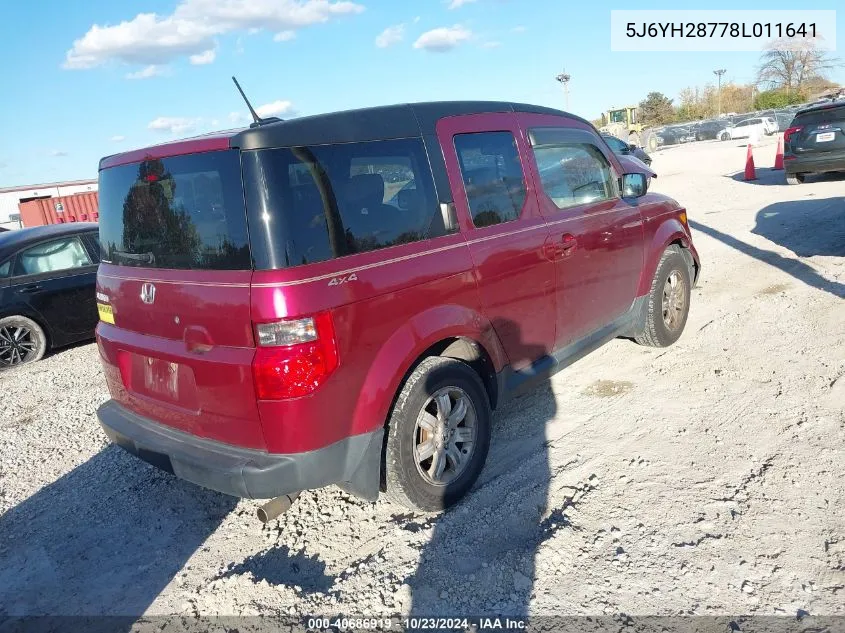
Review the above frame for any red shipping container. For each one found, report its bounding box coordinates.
[19,192,99,227]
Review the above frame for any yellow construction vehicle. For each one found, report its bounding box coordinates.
[599,106,657,151]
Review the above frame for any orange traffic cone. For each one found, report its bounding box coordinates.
[773,134,784,170]
[744,144,757,181]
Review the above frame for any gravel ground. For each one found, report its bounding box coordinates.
[0,137,843,624]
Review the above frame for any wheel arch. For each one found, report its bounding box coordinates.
[0,307,53,350]
[637,219,700,296]
[350,304,508,440]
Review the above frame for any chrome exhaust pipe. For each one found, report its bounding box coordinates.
[257,492,301,523]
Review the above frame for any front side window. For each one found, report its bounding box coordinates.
[14,237,92,276]
[98,150,250,270]
[453,132,527,228]
[530,128,618,211]
[242,137,443,270]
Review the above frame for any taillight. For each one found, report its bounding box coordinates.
[783,126,803,143]
[252,313,339,400]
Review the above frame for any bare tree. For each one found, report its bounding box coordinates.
[756,39,839,95]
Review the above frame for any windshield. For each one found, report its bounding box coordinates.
[98,150,250,270]
[609,110,627,124]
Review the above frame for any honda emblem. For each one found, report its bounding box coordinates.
[140,282,156,305]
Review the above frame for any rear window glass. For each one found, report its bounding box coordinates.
[98,150,250,270]
[793,105,845,126]
[242,138,443,270]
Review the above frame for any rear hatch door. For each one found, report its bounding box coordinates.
[791,104,845,155]
[96,149,265,449]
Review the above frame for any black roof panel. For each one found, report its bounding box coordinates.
[231,101,580,150]
[0,223,98,259]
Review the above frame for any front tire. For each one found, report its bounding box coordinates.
[383,356,491,512]
[0,316,47,367]
[634,246,691,348]
[786,173,806,185]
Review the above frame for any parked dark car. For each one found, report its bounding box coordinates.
[691,120,729,141]
[784,100,845,184]
[601,134,652,165]
[655,125,695,146]
[0,223,100,366]
[95,101,699,516]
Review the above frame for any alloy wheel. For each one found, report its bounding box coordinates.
[0,325,38,366]
[662,270,687,331]
[413,386,478,486]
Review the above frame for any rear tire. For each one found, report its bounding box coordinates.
[786,173,806,185]
[383,357,491,512]
[633,246,691,348]
[0,316,47,367]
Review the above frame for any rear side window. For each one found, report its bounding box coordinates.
[242,138,443,270]
[14,237,92,276]
[0,260,9,277]
[453,132,526,228]
[98,151,250,270]
[529,128,617,210]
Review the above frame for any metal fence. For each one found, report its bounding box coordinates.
[645,104,807,151]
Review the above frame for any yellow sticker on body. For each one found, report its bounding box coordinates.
[97,303,115,324]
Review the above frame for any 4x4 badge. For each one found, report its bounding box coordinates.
[140,282,156,304]
[328,273,358,286]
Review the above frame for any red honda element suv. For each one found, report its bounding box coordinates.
[95,102,699,514]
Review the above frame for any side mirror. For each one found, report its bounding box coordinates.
[627,143,638,151]
[622,173,648,198]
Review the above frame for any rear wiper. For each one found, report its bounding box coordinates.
[113,251,155,265]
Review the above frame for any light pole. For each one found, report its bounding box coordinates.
[556,71,571,111]
[713,68,726,117]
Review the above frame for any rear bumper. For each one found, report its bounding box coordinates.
[785,152,845,174]
[98,400,384,501]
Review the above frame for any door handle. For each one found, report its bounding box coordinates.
[18,284,41,293]
[560,234,578,255]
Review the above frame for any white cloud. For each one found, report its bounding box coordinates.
[448,0,477,8]
[229,111,248,124]
[110,135,126,142]
[413,25,472,52]
[274,30,296,41]
[50,150,69,157]
[148,116,201,135]
[64,0,364,69]
[126,64,166,79]
[256,100,294,117]
[511,25,527,33]
[413,16,420,23]
[481,41,501,49]
[189,49,216,64]
[375,24,404,48]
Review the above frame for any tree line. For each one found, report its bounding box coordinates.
[596,40,841,128]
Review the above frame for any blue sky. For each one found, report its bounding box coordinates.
[0,0,842,186]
